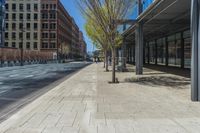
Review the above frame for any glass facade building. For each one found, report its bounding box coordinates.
[0,0,5,47]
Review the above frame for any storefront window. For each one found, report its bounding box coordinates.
[157,38,165,65]
[183,30,191,68]
[145,42,149,64]
[168,34,181,67]
[149,41,156,64]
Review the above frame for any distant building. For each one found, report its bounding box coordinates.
[3,0,85,60]
[79,31,87,59]
[71,19,80,58]
[0,0,5,47]
[5,0,41,50]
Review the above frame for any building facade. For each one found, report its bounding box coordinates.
[40,0,57,56]
[71,19,80,58]
[57,0,72,59]
[79,31,87,59]
[0,0,5,47]
[5,0,41,50]
[41,0,82,60]
[3,0,86,60]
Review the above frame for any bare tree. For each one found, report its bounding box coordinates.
[78,0,134,83]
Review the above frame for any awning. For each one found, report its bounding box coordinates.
[123,0,191,43]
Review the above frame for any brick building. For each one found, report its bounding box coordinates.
[79,31,87,59]
[41,0,72,60]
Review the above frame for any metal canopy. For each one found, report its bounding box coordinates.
[123,0,191,43]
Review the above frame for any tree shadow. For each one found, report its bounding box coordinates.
[144,64,190,78]
[124,76,190,89]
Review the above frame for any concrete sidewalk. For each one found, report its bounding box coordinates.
[0,63,200,133]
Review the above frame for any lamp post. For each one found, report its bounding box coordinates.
[20,20,25,66]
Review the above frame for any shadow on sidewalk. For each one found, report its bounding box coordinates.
[124,76,190,89]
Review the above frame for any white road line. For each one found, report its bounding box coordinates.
[9,74,19,78]
[25,75,34,78]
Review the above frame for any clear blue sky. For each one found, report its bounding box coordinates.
[60,0,94,52]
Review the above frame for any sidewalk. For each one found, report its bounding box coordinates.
[0,63,200,133]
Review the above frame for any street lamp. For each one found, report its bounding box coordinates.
[20,20,25,66]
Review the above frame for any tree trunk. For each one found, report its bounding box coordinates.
[112,48,116,83]
[105,50,109,72]
[103,51,106,68]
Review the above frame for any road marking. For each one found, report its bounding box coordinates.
[9,74,19,77]
[25,75,34,78]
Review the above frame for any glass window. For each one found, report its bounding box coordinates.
[27,13,31,20]
[168,34,181,67]
[5,32,8,39]
[34,33,38,39]
[184,37,191,68]
[26,32,30,39]
[34,14,38,20]
[34,42,38,49]
[12,32,16,39]
[157,38,166,65]
[12,13,16,20]
[34,23,38,29]
[149,41,156,64]
[12,4,16,10]
[27,4,31,11]
[5,4,8,10]
[145,42,149,64]
[19,13,23,20]
[12,23,16,30]
[19,4,24,11]
[34,4,38,11]
[26,42,30,49]
[19,32,23,39]
[26,23,30,29]
[42,42,48,48]
[12,42,16,48]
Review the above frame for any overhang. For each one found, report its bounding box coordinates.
[123,0,191,43]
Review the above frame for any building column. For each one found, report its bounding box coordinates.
[191,0,200,101]
[135,23,144,75]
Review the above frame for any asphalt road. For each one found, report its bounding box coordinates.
[0,62,90,122]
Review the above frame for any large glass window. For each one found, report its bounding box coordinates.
[168,34,181,67]
[149,41,156,64]
[145,42,149,64]
[157,38,166,65]
[183,30,191,68]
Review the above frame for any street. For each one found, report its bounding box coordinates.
[0,62,89,122]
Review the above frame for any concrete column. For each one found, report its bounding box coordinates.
[135,23,143,75]
[191,0,200,101]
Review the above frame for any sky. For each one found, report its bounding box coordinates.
[60,0,94,53]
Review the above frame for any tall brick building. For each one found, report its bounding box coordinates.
[79,31,87,59]
[41,0,73,60]
[71,18,80,58]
